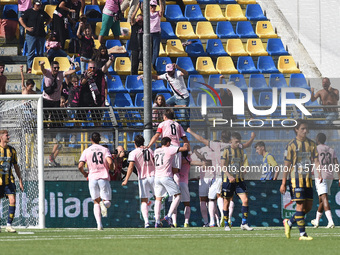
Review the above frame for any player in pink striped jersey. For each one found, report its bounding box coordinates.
[78,132,113,230]
[311,133,339,228]
[122,135,155,228]
[153,137,189,228]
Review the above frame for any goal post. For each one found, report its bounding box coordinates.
[0,95,44,229]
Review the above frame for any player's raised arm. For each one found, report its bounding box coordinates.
[147,132,161,149]
[122,161,135,186]
[78,161,88,178]
[186,127,209,146]
[242,132,256,149]
[178,143,189,152]
[14,164,24,192]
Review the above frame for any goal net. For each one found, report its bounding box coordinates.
[0,95,44,228]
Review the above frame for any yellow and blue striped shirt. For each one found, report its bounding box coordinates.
[0,145,18,186]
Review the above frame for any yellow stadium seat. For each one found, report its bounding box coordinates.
[196,57,218,75]
[94,39,101,49]
[246,39,268,56]
[225,4,247,21]
[256,21,278,39]
[32,57,51,75]
[196,22,218,39]
[183,0,197,4]
[278,56,300,74]
[205,5,226,21]
[165,39,188,57]
[98,0,106,5]
[53,57,70,72]
[216,57,238,74]
[44,5,57,19]
[120,22,131,40]
[159,43,167,57]
[114,57,131,75]
[226,39,248,56]
[0,0,18,4]
[176,22,198,39]
[237,0,256,4]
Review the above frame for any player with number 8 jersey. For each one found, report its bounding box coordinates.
[78,132,113,230]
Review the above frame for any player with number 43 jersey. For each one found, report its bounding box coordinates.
[78,132,113,231]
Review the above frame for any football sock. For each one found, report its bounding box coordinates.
[184,206,191,224]
[223,210,229,226]
[288,214,296,227]
[316,211,323,223]
[200,201,209,225]
[141,202,149,225]
[229,200,235,219]
[217,197,224,218]
[325,210,334,225]
[168,195,181,218]
[208,200,215,226]
[154,200,162,223]
[7,204,15,225]
[295,211,306,236]
[93,204,101,226]
[241,206,249,225]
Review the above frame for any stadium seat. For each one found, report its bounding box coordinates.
[266,38,289,56]
[246,39,268,56]
[176,57,198,74]
[32,57,50,75]
[226,39,248,56]
[44,5,57,19]
[229,74,248,91]
[188,94,196,106]
[245,4,267,21]
[164,5,187,22]
[53,57,70,72]
[135,93,145,107]
[107,75,127,93]
[225,4,247,21]
[155,57,172,74]
[196,57,218,74]
[185,5,206,21]
[152,80,169,93]
[125,75,144,93]
[258,92,273,107]
[176,22,198,39]
[196,22,218,39]
[216,21,238,39]
[278,92,296,106]
[208,74,226,87]
[243,92,258,107]
[94,40,101,49]
[268,74,288,88]
[289,73,309,89]
[114,57,131,75]
[95,22,113,39]
[217,0,236,3]
[236,21,257,38]
[237,0,256,4]
[120,22,131,40]
[105,40,128,57]
[197,0,217,4]
[183,0,198,4]
[257,56,279,73]
[185,39,207,57]
[206,39,229,57]
[188,75,206,92]
[165,39,188,57]
[197,93,221,106]
[114,93,134,107]
[204,5,226,21]
[237,56,259,74]
[216,57,238,74]
[278,56,300,74]
[160,22,177,39]
[158,43,167,57]
[3,4,18,20]
[248,74,269,92]
[84,5,102,23]
[256,21,278,38]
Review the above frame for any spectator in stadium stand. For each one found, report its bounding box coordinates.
[311,77,339,125]
[19,1,51,73]
[52,0,82,49]
[20,65,36,94]
[0,62,6,94]
[18,0,33,50]
[129,3,143,75]
[149,0,163,69]
[77,23,95,74]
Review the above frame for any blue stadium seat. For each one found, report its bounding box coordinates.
[206,39,229,57]
[289,73,309,89]
[269,74,288,88]
[278,92,296,106]
[185,39,208,57]
[3,5,18,20]
[197,0,217,3]
[237,56,259,74]
[152,80,169,93]
[208,74,226,87]
[266,38,289,56]
[216,21,238,39]
[164,5,187,22]
[185,4,206,21]
[176,57,198,74]
[257,56,279,73]
[188,75,206,92]
[245,4,267,21]
[248,74,270,92]
[114,93,134,107]
[189,94,196,106]
[125,110,143,126]
[160,22,177,39]
[229,74,248,91]
[258,92,273,107]
[243,92,258,107]
[236,21,258,38]
[197,93,221,106]
[107,75,127,93]
[217,0,236,3]
[125,75,144,93]
[105,40,128,57]
[155,57,172,74]
[84,5,102,23]
[135,93,145,107]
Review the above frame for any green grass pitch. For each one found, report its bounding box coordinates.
[1,227,339,255]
